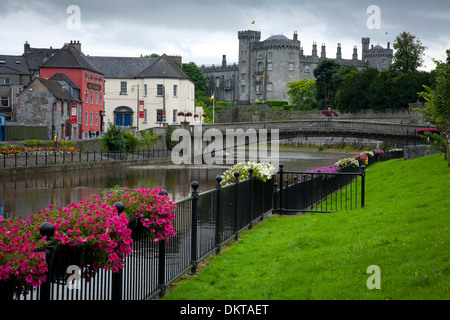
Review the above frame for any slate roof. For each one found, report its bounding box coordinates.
[23,47,59,72]
[41,45,103,74]
[135,54,190,80]
[88,56,157,78]
[0,55,30,75]
[265,34,290,41]
[49,72,80,89]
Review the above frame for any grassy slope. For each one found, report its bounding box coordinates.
[163,154,450,300]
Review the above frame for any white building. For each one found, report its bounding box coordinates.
[89,54,195,131]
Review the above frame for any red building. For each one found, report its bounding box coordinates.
[40,41,104,139]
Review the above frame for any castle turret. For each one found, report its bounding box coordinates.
[362,37,370,62]
[336,43,342,60]
[238,30,261,103]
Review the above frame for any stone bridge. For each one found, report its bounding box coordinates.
[184,120,425,146]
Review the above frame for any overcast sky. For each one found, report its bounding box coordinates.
[1,0,449,71]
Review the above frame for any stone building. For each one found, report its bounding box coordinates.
[201,30,393,105]
[0,55,31,120]
[17,74,81,140]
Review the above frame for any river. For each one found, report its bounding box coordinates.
[0,150,355,220]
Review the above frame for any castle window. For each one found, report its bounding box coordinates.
[216,78,220,88]
[267,63,272,71]
[268,52,272,59]
[258,62,264,72]
[266,83,273,92]
[290,53,294,59]
[289,63,294,71]
[255,82,262,92]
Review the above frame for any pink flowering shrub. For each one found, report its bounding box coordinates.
[26,194,133,275]
[106,186,177,242]
[0,218,48,296]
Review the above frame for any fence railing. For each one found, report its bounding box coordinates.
[0,149,170,169]
[2,150,402,300]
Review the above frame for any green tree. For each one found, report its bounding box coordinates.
[335,68,379,112]
[313,60,355,108]
[390,32,427,73]
[99,122,126,152]
[182,62,208,100]
[419,50,450,162]
[286,79,317,110]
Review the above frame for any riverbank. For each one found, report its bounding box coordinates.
[162,153,450,300]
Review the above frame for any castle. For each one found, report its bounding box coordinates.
[201,30,393,105]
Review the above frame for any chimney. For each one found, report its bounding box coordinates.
[321,43,326,58]
[222,55,227,68]
[336,43,342,60]
[24,41,31,55]
[168,55,182,69]
[69,40,82,53]
[293,30,298,41]
[387,42,390,49]
[312,42,317,57]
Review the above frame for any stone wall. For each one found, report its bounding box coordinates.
[403,144,439,160]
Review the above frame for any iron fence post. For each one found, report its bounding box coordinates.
[190,181,199,274]
[39,222,55,301]
[273,182,278,213]
[215,175,222,254]
[361,165,366,208]
[233,172,240,241]
[278,164,284,213]
[248,168,254,228]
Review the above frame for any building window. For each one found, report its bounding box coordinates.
[241,73,246,80]
[90,112,93,126]
[267,83,273,92]
[95,75,98,83]
[289,63,294,71]
[99,76,102,83]
[157,84,164,96]
[144,109,147,122]
[95,91,98,105]
[173,109,178,123]
[0,78,11,84]
[144,84,147,96]
[268,52,272,59]
[85,112,88,126]
[85,72,88,81]
[267,63,272,71]
[216,78,220,88]
[257,62,263,73]
[120,81,127,94]
[290,52,294,59]
[95,112,98,126]
[156,109,164,122]
[85,89,88,103]
[90,90,93,104]
[1,96,9,107]
[256,82,262,92]
[99,92,102,105]
[90,73,93,81]
[173,85,178,97]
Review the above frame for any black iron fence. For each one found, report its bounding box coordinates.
[1,149,170,169]
[2,150,402,300]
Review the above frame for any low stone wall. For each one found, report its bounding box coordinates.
[403,144,439,160]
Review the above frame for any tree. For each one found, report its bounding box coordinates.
[335,68,379,112]
[99,122,126,152]
[286,79,316,110]
[390,32,426,73]
[313,60,355,108]
[418,50,450,162]
[182,62,208,99]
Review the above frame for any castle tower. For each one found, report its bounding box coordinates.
[237,30,261,104]
[362,37,370,62]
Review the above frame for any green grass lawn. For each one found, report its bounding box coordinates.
[162,154,450,300]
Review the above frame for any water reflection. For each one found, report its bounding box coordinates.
[0,150,354,219]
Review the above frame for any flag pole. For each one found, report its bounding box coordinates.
[212,95,215,124]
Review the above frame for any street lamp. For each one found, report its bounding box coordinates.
[131,84,139,131]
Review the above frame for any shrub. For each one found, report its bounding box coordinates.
[99,122,126,152]
[23,140,44,148]
[221,162,275,186]
[123,131,139,152]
